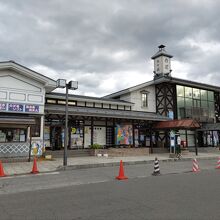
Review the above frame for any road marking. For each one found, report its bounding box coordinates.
[2,171,60,179]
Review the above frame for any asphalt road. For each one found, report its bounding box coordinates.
[0,159,220,220]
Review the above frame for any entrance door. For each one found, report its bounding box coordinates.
[51,126,63,150]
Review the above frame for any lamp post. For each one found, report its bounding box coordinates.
[57,79,78,166]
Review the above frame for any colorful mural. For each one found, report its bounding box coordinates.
[115,124,133,145]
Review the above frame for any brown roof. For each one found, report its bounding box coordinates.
[153,119,201,130]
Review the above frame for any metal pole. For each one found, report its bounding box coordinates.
[64,84,69,166]
[195,130,198,156]
[28,126,32,162]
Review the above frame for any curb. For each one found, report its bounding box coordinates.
[56,156,220,171]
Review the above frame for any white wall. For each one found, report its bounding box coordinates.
[0,69,45,114]
[120,85,156,112]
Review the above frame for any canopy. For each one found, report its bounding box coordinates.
[153,119,200,130]
[0,116,36,126]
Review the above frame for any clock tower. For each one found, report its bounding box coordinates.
[151,45,173,79]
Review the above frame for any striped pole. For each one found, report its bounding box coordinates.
[152,157,160,176]
[216,157,220,169]
[192,158,200,172]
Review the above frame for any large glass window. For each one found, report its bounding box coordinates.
[176,85,215,122]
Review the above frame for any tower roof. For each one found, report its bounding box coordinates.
[151,45,173,59]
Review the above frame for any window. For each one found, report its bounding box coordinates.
[57,100,66,105]
[31,117,41,137]
[193,88,200,99]
[46,99,56,104]
[177,85,184,97]
[208,91,214,101]
[141,93,148,107]
[0,128,27,143]
[201,90,207,100]
[185,87,192,98]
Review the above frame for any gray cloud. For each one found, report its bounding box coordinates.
[0,0,220,96]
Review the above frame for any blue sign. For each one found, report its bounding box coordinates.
[8,104,24,112]
[168,111,174,119]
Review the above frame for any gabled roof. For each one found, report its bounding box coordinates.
[103,76,220,99]
[0,61,56,92]
[103,80,155,99]
[151,45,173,59]
[46,92,134,106]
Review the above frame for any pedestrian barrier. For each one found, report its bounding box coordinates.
[192,158,200,172]
[116,160,128,180]
[0,161,6,177]
[216,157,220,169]
[152,157,160,176]
[31,157,39,174]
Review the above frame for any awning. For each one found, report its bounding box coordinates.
[153,119,201,130]
[0,117,36,126]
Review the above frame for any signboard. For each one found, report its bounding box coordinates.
[0,103,6,111]
[0,102,40,113]
[8,104,24,112]
[25,105,39,113]
[168,111,174,119]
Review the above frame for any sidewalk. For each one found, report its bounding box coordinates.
[1,151,220,176]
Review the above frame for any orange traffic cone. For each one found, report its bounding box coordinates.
[216,157,220,169]
[0,161,6,177]
[192,158,200,172]
[116,160,128,180]
[31,157,39,174]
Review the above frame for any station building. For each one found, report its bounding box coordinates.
[0,45,219,158]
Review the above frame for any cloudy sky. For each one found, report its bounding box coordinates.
[0,0,220,97]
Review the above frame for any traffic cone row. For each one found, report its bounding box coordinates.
[0,157,40,178]
[1,156,220,178]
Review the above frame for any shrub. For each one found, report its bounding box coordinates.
[90,143,102,149]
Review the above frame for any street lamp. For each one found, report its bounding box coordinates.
[57,79,78,166]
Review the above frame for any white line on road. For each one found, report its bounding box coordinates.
[2,171,60,179]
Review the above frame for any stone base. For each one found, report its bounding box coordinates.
[181,148,189,155]
[91,147,150,157]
